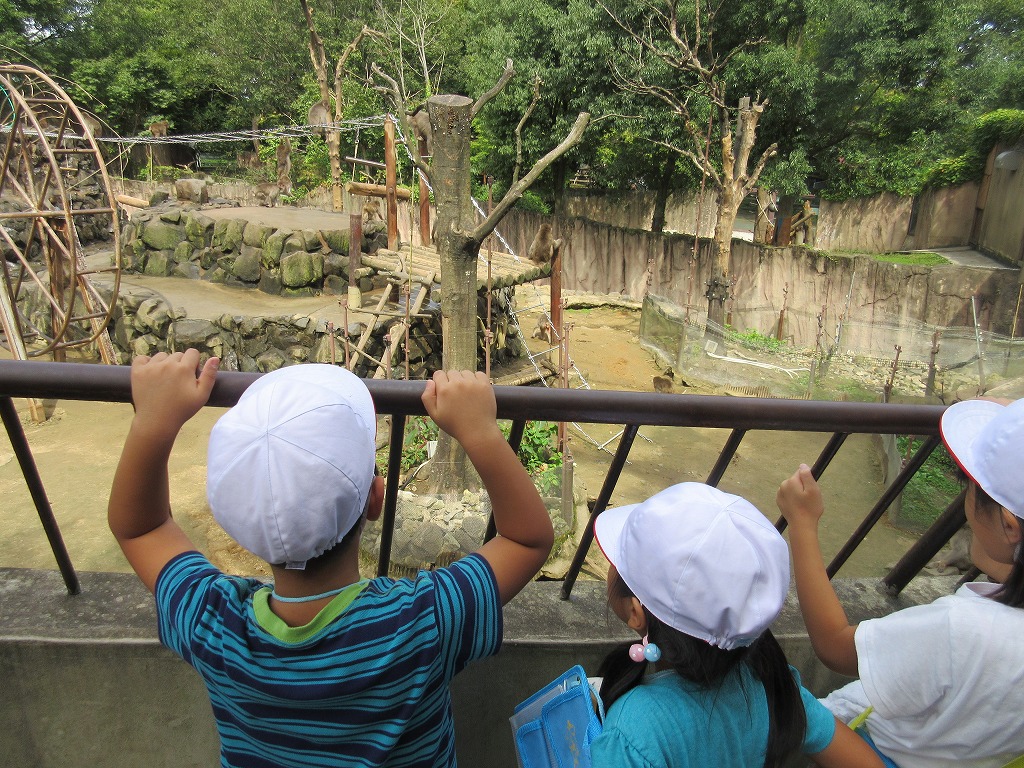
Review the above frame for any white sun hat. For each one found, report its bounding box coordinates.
[594,482,790,650]
[940,398,1024,519]
[207,364,377,569]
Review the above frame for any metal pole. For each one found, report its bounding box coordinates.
[1,396,80,594]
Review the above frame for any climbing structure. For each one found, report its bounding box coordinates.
[0,63,119,364]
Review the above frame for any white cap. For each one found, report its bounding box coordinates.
[207,364,377,569]
[940,398,1024,519]
[594,482,790,650]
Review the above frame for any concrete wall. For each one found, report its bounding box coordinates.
[907,183,978,250]
[817,192,915,253]
[498,209,1022,349]
[0,567,959,768]
[977,145,1024,264]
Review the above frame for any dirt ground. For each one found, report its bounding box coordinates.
[1,275,922,582]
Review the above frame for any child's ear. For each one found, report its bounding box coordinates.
[366,475,385,522]
[626,597,648,635]
[1001,509,1022,545]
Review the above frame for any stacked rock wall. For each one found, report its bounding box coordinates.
[16,279,443,376]
[119,203,389,297]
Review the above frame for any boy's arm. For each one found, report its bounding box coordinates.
[421,370,554,605]
[108,350,219,593]
[776,464,859,676]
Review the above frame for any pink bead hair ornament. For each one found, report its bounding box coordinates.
[628,634,662,663]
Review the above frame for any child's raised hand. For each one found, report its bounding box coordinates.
[776,463,825,530]
[130,349,219,439]
[421,370,501,451]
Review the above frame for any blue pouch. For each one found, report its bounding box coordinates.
[509,665,603,768]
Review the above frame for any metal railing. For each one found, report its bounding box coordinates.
[0,360,958,599]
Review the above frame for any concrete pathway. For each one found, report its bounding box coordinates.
[928,246,1017,270]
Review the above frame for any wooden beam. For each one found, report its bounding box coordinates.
[344,181,412,200]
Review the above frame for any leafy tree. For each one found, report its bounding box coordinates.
[70,0,223,135]
[0,0,87,72]
[598,0,777,331]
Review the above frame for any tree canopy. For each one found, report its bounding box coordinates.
[3,0,1022,204]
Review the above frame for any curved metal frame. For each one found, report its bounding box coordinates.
[0,63,120,359]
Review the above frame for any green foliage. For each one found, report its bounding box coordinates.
[729,327,786,353]
[397,417,562,495]
[895,436,960,530]
[502,421,564,497]
[922,109,1024,189]
[401,417,440,472]
[138,165,192,182]
[761,148,813,199]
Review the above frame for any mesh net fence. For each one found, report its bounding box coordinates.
[640,294,1024,402]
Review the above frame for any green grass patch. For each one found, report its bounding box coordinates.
[870,251,948,266]
[892,437,961,531]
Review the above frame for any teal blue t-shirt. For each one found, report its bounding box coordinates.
[591,666,835,767]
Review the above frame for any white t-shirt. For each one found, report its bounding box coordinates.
[822,583,1024,768]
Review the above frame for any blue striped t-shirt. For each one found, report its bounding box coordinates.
[155,550,501,767]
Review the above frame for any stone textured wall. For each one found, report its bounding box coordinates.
[17,279,444,376]
[119,202,389,297]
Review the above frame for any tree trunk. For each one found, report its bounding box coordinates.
[425,94,482,493]
[650,153,675,234]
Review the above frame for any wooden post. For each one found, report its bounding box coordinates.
[348,213,362,309]
[418,135,431,245]
[384,118,399,250]
[550,244,562,362]
[926,331,940,397]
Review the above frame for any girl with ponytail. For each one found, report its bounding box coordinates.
[590,482,881,767]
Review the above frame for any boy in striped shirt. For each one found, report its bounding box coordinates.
[108,350,554,767]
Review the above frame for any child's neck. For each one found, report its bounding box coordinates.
[268,558,363,627]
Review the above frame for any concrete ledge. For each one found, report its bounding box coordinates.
[0,568,961,768]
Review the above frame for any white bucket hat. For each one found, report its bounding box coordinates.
[594,482,790,651]
[940,398,1024,519]
[207,364,377,569]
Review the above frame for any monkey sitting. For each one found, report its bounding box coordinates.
[254,182,280,207]
[527,223,562,265]
[362,199,383,224]
[531,316,553,345]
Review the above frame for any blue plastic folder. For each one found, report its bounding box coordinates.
[510,666,603,768]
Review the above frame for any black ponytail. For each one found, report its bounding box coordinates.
[598,571,806,768]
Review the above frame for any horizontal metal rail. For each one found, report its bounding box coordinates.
[1,360,952,598]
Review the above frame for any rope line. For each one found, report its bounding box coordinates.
[97,116,387,146]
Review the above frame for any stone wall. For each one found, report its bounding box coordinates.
[119,202,390,297]
[16,279,444,377]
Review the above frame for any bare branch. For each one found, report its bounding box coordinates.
[333,26,379,120]
[651,138,721,188]
[371,62,405,109]
[299,0,330,106]
[472,58,515,117]
[739,144,778,199]
[513,74,542,186]
[471,112,590,243]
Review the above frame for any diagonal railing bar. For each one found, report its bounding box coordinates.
[0,395,80,595]
[378,414,407,577]
[561,424,641,599]
[776,432,851,533]
[706,429,746,487]
[826,435,942,578]
[883,488,967,594]
[1,360,956,598]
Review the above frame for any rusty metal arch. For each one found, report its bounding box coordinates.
[0,63,119,362]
